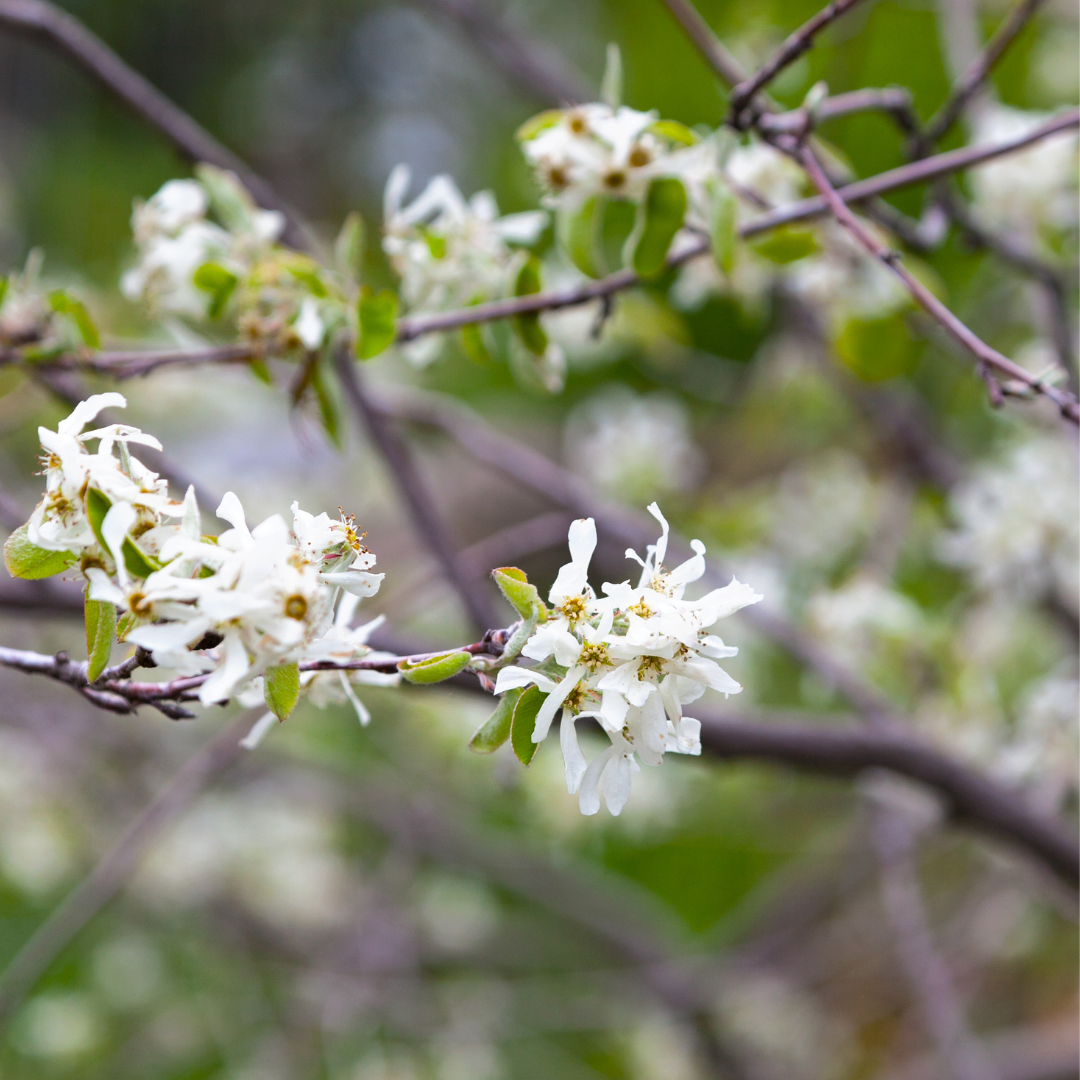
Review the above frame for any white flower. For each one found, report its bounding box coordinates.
[941,434,1078,610]
[494,504,761,815]
[564,387,705,503]
[382,166,546,365]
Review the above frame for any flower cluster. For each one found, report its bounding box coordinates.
[493,506,762,815]
[13,394,393,719]
[122,168,345,359]
[518,103,714,214]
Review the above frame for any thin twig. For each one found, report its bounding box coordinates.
[0,710,254,1025]
[657,0,749,87]
[332,347,500,633]
[0,0,313,251]
[412,0,591,104]
[729,0,872,125]
[796,145,1079,422]
[923,0,1048,148]
[872,808,1001,1080]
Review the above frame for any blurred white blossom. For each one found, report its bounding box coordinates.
[564,386,705,503]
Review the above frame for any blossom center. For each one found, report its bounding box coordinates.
[284,594,308,620]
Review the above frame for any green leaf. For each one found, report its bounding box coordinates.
[264,661,300,720]
[3,525,76,580]
[469,687,522,754]
[335,212,366,283]
[835,311,917,382]
[86,488,111,549]
[460,322,492,365]
[286,261,329,298]
[0,275,8,310]
[749,225,819,264]
[419,227,447,260]
[195,164,253,231]
[516,109,563,142]
[116,610,140,642]
[398,650,472,684]
[513,256,548,356]
[649,119,700,146]
[709,182,738,275]
[310,359,341,448]
[511,685,545,765]
[558,197,604,279]
[492,567,548,622]
[249,358,273,384]
[630,177,687,280]
[48,291,100,349]
[600,42,622,108]
[193,262,239,319]
[85,594,117,683]
[121,538,161,580]
[356,287,398,359]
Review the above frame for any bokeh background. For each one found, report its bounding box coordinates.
[0,0,1076,1077]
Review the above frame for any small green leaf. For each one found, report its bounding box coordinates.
[419,227,447,260]
[286,262,329,298]
[249,358,273,384]
[558,197,604,279]
[335,212,366,283]
[121,538,161,580]
[86,488,111,549]
[356,287,398,359]
[460,322,492,365]
[264,661,300,720]
[749,225,818,264]
[195,164,253,231]
[398,650,472,684]
[469,687,522,754]
[48,291,100,348]
[492,567,548,622]
[600,43,622,109]
[516,109,564,142]
[193,262,239,319]
[649,119,700,146]
[3,525,76,580]
[310,359,341,447]
[85,594,117,683]
[835,311,917,382]
[709,182,738,275]
[511,685,545,765]
[513,256,548,356]
[0,275,8,310]
[116,610,140,642]
[630,177,687,280]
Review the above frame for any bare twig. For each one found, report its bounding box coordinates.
[0,0,312,251]
[923,0,1048,148]
[872,809,1001,1080]
[657,0,749,87]
[729,0,872,125]
[0,710,254,1025]
[332,348,501,633]
[759,86,921,138]
[412,0,591,104]
[796,145,1079,423]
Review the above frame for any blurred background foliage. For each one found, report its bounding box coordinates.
[0,0,1076,1077]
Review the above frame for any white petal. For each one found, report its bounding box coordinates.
[84,567,126,606]
[318,570,385,596]
[198,630,251,705]
[548,517,596,602]
[215,492,249,537]
[129,617,210,654]
[521,624,581,666]
[532,664,586,743]
[101,502,137,585]
[667,539,706,589]
[560,711,588,794]
[646,502,670,568]
[578,744,616,816]
[493,666,557,694]
[339,671,372,725]
[603,752,633,816]
[239,711,278,750]
[57,393,127,437]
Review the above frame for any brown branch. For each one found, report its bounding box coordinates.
[795,145,1079,423]
[332,347,501,633]
[656,0,749,88]
[923,0,1049,148]
[0,710,254,1025]
[412,0,591,104]
[872,809,1001,1080]
[729,0,873,125]
[0,0,313,251]
[758,86,921,138]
